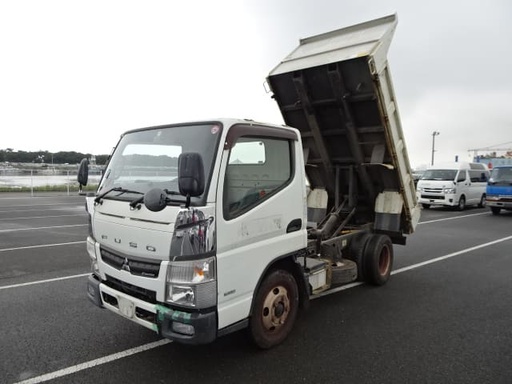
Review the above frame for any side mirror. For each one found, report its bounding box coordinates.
[144,188,168,212]
[77,158,89,187]
[178,152,205,206]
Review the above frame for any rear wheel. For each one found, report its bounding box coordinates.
[491,207,501,215]
[478,194,486,208]
[362,234,394,286]
[249,269,299,349]
[457,195,466,211]
[347,233,372,281]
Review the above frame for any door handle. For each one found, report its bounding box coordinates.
[286,219,302,233]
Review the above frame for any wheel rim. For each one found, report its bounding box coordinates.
[261,285,290,332]
[378,245,391,276]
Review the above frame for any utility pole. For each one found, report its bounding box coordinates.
[431,131,440,166]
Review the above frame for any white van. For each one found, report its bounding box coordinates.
[416,162,490,210]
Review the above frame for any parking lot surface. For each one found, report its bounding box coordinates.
[1,194,511,384]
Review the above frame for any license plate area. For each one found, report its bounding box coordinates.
[118,296,135,318]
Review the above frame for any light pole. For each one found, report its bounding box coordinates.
[431,131,440,166]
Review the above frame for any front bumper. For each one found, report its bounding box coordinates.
[486,200,512,209]
[417,194,457,207]
[87,274,217,345]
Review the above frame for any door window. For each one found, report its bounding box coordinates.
[457,171,466,182]
[224,137,292,219]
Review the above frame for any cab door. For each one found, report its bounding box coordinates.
[214,123,307,330]
[468,169,488,205]
[456,170,473,203]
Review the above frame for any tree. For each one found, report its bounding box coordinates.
[0,149,109,164]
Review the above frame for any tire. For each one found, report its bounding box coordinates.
[362,234,393,286]
[347,233,372,281]
[457,195,466,211]
[478,194,486,208]
[249,269,299,349]
[422,204,431,209]
[491,207,501,215]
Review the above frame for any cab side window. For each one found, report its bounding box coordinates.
[224,137,292,219]
[456,171,466,182]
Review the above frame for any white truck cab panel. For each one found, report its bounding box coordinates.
[214,123,307,328]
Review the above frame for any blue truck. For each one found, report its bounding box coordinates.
[486,166,512,215]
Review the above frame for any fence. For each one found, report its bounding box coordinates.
[0,167,102,196]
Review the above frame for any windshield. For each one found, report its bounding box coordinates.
[98,123,222,203]
[421,169,457,181]
[490,167,512,184]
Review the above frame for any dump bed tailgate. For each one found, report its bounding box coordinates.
[268,14,419,234]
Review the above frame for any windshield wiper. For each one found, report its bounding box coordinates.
[129,189,181,209]
[163,188,181,196]
[95,187,144,204]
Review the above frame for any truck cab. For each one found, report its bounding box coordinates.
[86,119,307,344]
[486,165,512,215]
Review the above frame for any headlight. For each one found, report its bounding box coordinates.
[166,257,216,309]
[87,236,99,275]
[444,188,456,194]
[417,187,423,192]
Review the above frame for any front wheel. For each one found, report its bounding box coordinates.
[422,203,431,209]
[249,269,299,349]
[491,207,501,215]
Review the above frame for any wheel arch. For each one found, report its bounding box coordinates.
[249,252,309,318]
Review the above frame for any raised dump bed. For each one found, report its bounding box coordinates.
[267,14,420,239]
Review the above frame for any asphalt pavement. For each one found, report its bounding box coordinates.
[1,194,511,384]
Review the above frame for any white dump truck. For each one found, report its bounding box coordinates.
[85,14,420,349]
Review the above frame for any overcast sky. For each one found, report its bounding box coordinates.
[1,0,511,168]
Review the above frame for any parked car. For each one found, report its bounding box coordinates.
[416,162,489,210]
[412,169,425,186]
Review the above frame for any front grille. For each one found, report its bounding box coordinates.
[100,248,161,278]
[105,275,157,303]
